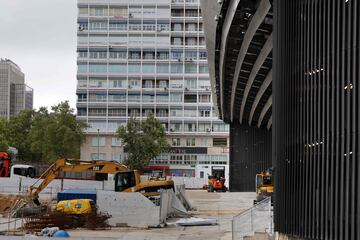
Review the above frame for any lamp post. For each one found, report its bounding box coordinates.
[97,128,100,160]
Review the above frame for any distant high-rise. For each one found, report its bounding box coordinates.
[0,59,33,119]
[76,0,229,179]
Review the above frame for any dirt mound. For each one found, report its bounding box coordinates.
[0,194,26,216]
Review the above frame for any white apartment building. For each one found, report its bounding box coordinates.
[76,0,229,179]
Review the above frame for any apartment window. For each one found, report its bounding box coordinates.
[129,109,140,117]
[89,108,106,116]
[143,51,155,60]
[200,171,204,178]
[112,153,123,163]
[129,51,141,59]
[109,79,126,88]
[89,79,106,88]
[172,23,183,31]
[184,94,197,103]
[77,93,87,102]
[185,79,196,89]
[142,64,155,73]
[213,138,227,147]
[170,123,182,132]
[170,109,183,117]
[157,64,169,73]
[92,137,106,146]
[172,37,183,45]
[108,94,126,102]
[128,94,141,103]
[186,23,196,31]
[170,155,183,165]
[109,22,127,31]
[143,109,154,117]
[200,138,209,147]
[186,37,197,45]
[199,37,206,45]
[129,23,142,31]
[171,64,183,74]
[172,138,181,146]
[198,123,211,132]
[199,110,210,117]
[142,94,154,102]
[157,23,170,31]
[89,21,107,30]
[78,8,88,15]
[156,94,169,102]
[108,108,126,117]
[185,9,198,17]
[199,51,207,59]
[90,7,107,16]
[108,64,127,73]
[109,7,128,17]
[112,137,122,146]
[157,51,169,60]
[213,124,229,132]
[199,65,208,73]
[109,51,127,59]
[91,153,106,161]
[171,51,183,59]
[143,24,156,31]
[158,80,168,88]
[128,64,141,73]
[184,109,197,117]
[89,51,107,59]
[186,138,196,146]
[171,9,184,17]
[129,79,140,88]
[171,93,183,102]
[143,80,153,88]
[184,123,196,132]
[78,51,87,58]
[199,94,211,103]
[157,109,168,117]
[185,64,197,73]
[185,51,197,59]
[78,22,88,30]
[77,108,87,116]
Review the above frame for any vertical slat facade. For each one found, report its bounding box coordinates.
[274,0,360,239]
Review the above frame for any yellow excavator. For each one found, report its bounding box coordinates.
[28,159,174,205]
[254,170,273,204]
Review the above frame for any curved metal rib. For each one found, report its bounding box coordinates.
[219,0,241,119]
[239,34,273,124]
[248,69,272,125]
[229,0,271,121]
[266,115,272,130]
[257,95,272,128]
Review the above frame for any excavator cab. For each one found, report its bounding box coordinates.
[254,170,273,204]
[114,170,140,192]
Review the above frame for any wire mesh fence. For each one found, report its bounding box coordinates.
[232,197,273,240]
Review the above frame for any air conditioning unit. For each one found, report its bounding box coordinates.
[164,87,168,90]
[205,87,210,91]
[177,58,181,62]
[78,26,84,31]
[185,58,188,61]
[185,87,189,91]
[128,85,132,89]
[129,13,133,18]
[170,128,174,132]
[206,128,211,132]
[189,58,193,61]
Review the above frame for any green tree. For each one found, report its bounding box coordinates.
[0,117,9,152]
[117,113,169,170]
[29,101,87,162]
[7,109,35,160]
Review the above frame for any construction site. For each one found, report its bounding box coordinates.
[0,157,273,240]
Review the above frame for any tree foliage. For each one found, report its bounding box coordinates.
[0,101,87,162]
[117,113,169,170]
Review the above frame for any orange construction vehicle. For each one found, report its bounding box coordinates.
[254,170,273,204]
[0,152,11,177]
[206,166,227,192]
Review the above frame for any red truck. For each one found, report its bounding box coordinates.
[0,152,11,177]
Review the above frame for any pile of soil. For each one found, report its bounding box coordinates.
[0,194,26,216]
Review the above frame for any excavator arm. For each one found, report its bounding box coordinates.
[29,159,128,205]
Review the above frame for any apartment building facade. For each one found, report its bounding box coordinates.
[76,0,229,179]
[0,59,33,119]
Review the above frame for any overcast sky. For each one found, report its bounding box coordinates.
[0,0,77,110]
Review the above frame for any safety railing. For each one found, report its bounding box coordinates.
[232,197,273,240]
